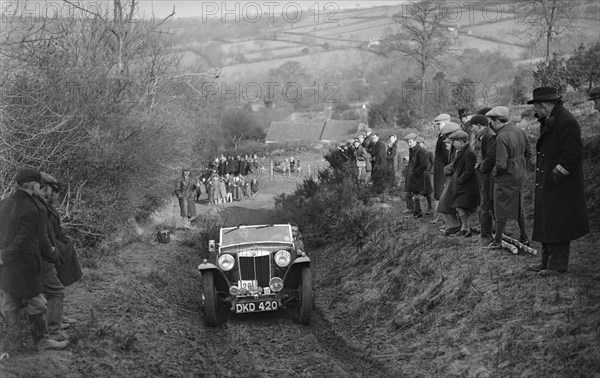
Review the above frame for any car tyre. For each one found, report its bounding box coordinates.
[298,267,313,325]
[203,271,219,326]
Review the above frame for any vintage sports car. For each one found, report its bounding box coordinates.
[198,224,312,326]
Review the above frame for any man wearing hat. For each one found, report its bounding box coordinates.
[469,114,497,245]
[433,114,452,203]
[369,133,388,193]
[446,130,479,237]
[485,106,532,250]
[39,173,80,342]
[174,167,197,229]
[588,86,600,113]
[528,87,589,276]
[403,133,428,218]
[0,168,68,352]
[434,122,462,232]
[417,136,434,214]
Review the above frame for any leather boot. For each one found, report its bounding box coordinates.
[29,313,69,350]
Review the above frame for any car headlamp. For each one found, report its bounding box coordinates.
[269,277,284,292]
[274,250,291,267]
[218,254,235,271]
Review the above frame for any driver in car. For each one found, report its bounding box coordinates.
[291,225,304,256]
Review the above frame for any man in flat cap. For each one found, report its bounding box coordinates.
[369,133,388,193]
[174,167,197,229]
[432,115,453,215]
[485,106,532,250]
[446,130,479,237]
[39,173,80,342]
[435,122,462,233]
[588,87,600,113]
[469,114,496,245]
[528,87,589,276]
[403,133,428,218]
[0,168,68,352]
[417,136,434,214]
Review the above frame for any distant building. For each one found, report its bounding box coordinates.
[320,119,360,143]
[265,121,325,144]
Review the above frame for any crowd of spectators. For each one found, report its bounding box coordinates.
[340,86,593,277]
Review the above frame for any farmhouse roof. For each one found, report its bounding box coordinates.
[320,119,360,142]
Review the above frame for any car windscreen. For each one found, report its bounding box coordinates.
[220,225,293,246]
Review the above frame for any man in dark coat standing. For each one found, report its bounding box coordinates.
[0,168,68,352]
[528,87,589,276]
[485,106,532,250]
[448,130,479,237]
[433,114,452,200]
[470,114,497,245]
[369,133,388,193]
[403,133,428,218]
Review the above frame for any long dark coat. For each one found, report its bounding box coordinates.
[423,149,434,195]
[436,148,458,214]
[532,103,589,243]
[48,203,83,287]
[387,141,402,186]
[451,143,479,209]
[370,140,388,173]
[0,190,59,298]
[433,134,453,199]
[476,127,497,209]
[405,144,428,193]
[493,123,532,220]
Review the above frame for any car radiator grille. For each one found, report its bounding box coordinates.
[238,255,271,287]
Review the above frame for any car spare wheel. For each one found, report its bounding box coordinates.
[203,271,219,326]
[298,267,313,325]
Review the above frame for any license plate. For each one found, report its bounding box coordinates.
[235,300,279,313]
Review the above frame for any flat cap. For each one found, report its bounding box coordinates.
[440,122,460,135]
[469,114,490,126]
[588,87,600,101]
[41,172,61,191]
[416,136,425,143]
[15,167,42,185]
[447,130,469,141]
[485,106,509,119]
[434,113,451,122]
[403,132,418,141]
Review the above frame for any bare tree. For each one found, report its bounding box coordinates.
[515,0,577,61]
[377,0,455,113]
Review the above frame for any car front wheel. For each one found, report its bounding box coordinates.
[203,271,219,326]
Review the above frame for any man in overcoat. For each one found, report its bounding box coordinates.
[433,114,452,200]
[485,107,532,249]
[387,135,402,188]
[528,87,589,276]
[369,133,388,193]
[448,130,479,237]
[436,122,461,233]
[174,167,196,228]
[403,133,428,218]
[417,136,434,214]
[469,114,497,245]
[0,168,67,352]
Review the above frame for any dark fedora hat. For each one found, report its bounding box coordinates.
[527,87,562,104]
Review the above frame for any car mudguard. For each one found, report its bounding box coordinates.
[283,256,310,288]
[198,262,231,293]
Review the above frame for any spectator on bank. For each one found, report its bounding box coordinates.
[485,106,532,250]
[417,136,435,214]
[447,130,479,237]
[362,128,374,151]
[469,114,496,245]
[403,133,428,218]
[588,86,600,113]
[352,138,370,182]
[250,178,259,199]
[387,134,402,188]
[527,87,590,276]
[0,168,68,352]
[436,122,462,235]
[370,133,388,193]
[458,108,473,134]
[433,114,452,213]
[174,168,196,228]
